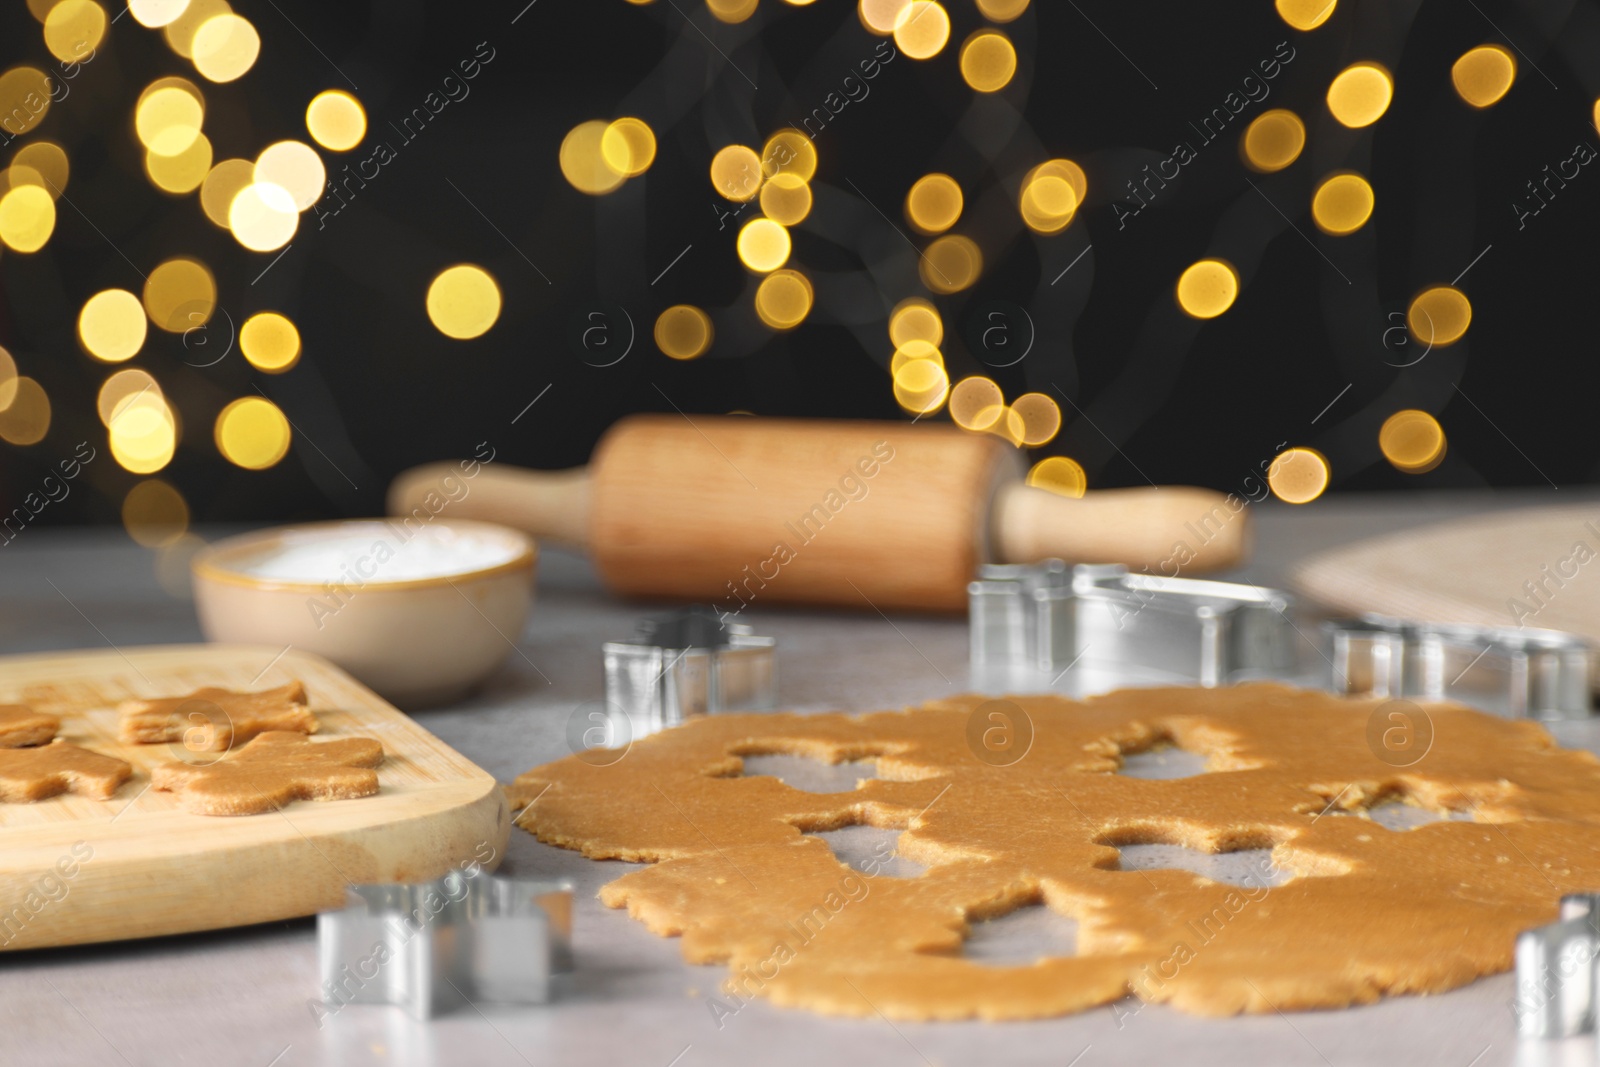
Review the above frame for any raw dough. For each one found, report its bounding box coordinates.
[0,741,131,801]
[510,684,1600,1020]
[118,682,318,751]
[0,704,59,747]
[152,731,383,816]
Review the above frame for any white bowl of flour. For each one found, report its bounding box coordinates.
[192,519,536,705]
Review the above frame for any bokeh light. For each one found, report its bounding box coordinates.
[108,391,178,474]
[890,339,942,375]
[43,0,105,63]
[240,312,301,372]
[163,0,228,57]
[1327,62,1393,128]
[949,376,1004,431]
[1019,173,1078,234]
[859,0,911,34]
[754,270,814,329]
[13,142,68,197]
[136,84,205,157]
[905,173,963,234]
[0,185,55,252]
[0,346,15,410]
[1310,172,1374,235]
[711,144,763,202]
[305,90,367,151]
[1241,109,1305,172]
[1011,392,1061,446]
[1175,259,1239,319]
[560,120,626,195]
[0,68,52,138]
[601,117,656,177]
[893,1,950,59]
[79,290,148,362]
[1452,45,1515,109]
[228,181,298,251]
[737,218,791,272]
[215,396,291,470]
[426,264,502,340]
[1379,410,1447,474]
[987,406,1026,447]
[1267,447,1330,504]
[97,368,161,426]
[892,357,949,414]
[960,30,1017,92]
[145,132,213,193]
[919,234,981,293]
[706,0,758,23]
[975,0,1028,22]
[191,13,260,82]
[1406,286,1471,347]
[0,377,50,445]
[888,297,942,348]
[254,141,325,211]
[1275,0,1335,30]
[1027,456,1087,498]
[759,173,812,226]
[144,257,216,333]
[200,158,255,227]
[762,130,817,182]
[655,305,713,360]
[122,479,190,549]
[129,0,191,28]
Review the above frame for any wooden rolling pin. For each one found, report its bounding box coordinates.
[388,416,1250,613]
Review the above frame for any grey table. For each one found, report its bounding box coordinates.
[1,491,1595,1067]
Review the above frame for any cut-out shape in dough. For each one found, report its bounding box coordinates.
[1329,801,1474,832]
[961,903,1077,965]
[813,825,926,879]
[740,754,877,794]
[1115,843,1291,889]
[1117,745,1209,780]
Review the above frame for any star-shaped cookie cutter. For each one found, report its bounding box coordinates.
[603,605,777,738]
[1515,893,1600,1039]
[316,870,573,1019]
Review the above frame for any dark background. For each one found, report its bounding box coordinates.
[2,0,1598,529]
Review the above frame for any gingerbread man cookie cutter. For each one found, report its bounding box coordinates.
[1514,893,1600,1039]
[602,605,777,738]
[316,870,574,1019]
[968,562,1297,688]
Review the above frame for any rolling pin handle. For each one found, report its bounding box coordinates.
[387,464,593,550]
[991,483,1251,574]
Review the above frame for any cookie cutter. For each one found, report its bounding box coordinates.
[316,870,573,1019]
[968,561,1297,686]
[1514,893,1600,1039]
[1326,615,1593,721]
[603,605,776,737]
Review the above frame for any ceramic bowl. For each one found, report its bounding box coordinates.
[192,519,536,706]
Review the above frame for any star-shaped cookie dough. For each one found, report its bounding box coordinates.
[0,741,132,802]
[152,731,384,816]
[0,704,60,748]
[118,681,318,752]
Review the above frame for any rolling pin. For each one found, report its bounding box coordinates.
[388,415,1250,613]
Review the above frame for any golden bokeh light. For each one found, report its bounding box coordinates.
[192,13,260,83]
[655,305,713,360]
[1406,286,1471,347]
[892,357,949,415]
[711,144,763,202]
[948,375,1004,431]
[122,479,190,549]
[215,396,290,470]
[960,30,1017,92]
[0,377,50,445]
[13,142,68,197]
[0,346,15,410]
[163,0,228,57]
[894,1,951,59]
[305,90,366,151]
[737,218,791,272]
[560,120,626,195]
[1011,392,1061,446]
[1275,0,1335,30]
[1327,62,1393,128]
[136,85,205,157]
[754,269,814,330]
[27,0,64,21]
[601,117,656,177]
[97,368,161,426]
[1452,45,1515,109]
[79,290,148,362]
[1267,447,1329,504]
[706,0,758,22]
[1241,109,1305,172]
[240,311,301,372]
[1379,409,1447,474]
[43,0,106,64]
[919,234,981,293]
[1020,173,1078,233]
[889,297,942,348]
[0,68,52,138]
[1175,258,1239,319]
[975,0,1028,21]
[889,339,942,375]
[859,0,911,34]
[109,391,178,474]
[1311,172,1374,235]
[144,257,216,332]
[986,406,1026,447]
[1026,456,1087,498]
[762,130,817,182]
[130,0,191,27]
[905,173,963,234]
[228,181,298,251]
[200,158,254,227]
[759,173,812,226]
[145,132,212,193]
[426,264,501,340]
[255,141,325,211]
[0,185,55,252]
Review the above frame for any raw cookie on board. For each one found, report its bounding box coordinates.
[0,741,132,801]
[152,731,383,816]
[0,704,60,747]
[118,681,318,751]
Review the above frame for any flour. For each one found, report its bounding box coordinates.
[236,522,521,583]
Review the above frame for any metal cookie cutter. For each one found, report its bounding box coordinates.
[603,605,777,737]
[1514,893,1600,1039]
[969,561,1297,687]
[1326,615,1593,720]
[317,870,573,1019]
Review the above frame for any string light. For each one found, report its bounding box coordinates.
[602,118,657,177]
[759,173,812,226]
[1241,110,1305,172]
[919,235,981,293]
[1310,172,1375,235]
[1407,287,1471,347]
[191,13,260,83]
[0,185,55,252]
[143,257,217,333]
[959,30,1017,92]
[426,265,502,340]
[1011,392,1061,446]
[560,120,626,195]
[0,377,50,445]
[79,290,148,362]
[711,145,763,202]
[905,173,963,234]
[122,479,190,548]
[215,396,291,470]
[655,305,713,359]
[306,90,367,151]
[1452,45,1515,108]
[1379,410,1447,473]
[888,298,943,348]
[1175,259,1238,319]
[949,376,1004,431]
[893,1,950,59]
[1275,0,1335,30]
[1327,62,1393,128]
[240,312,301,372]
[1267,447,1329,504]
[754,270,814,329]
[1027,456,1087,498]
[254,141,326,211]
[737,218,791,272]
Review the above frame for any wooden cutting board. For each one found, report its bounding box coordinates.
[1292,504,1600,654]
[0,644,509,951]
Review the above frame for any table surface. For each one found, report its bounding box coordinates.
[2,490,1596,1067]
